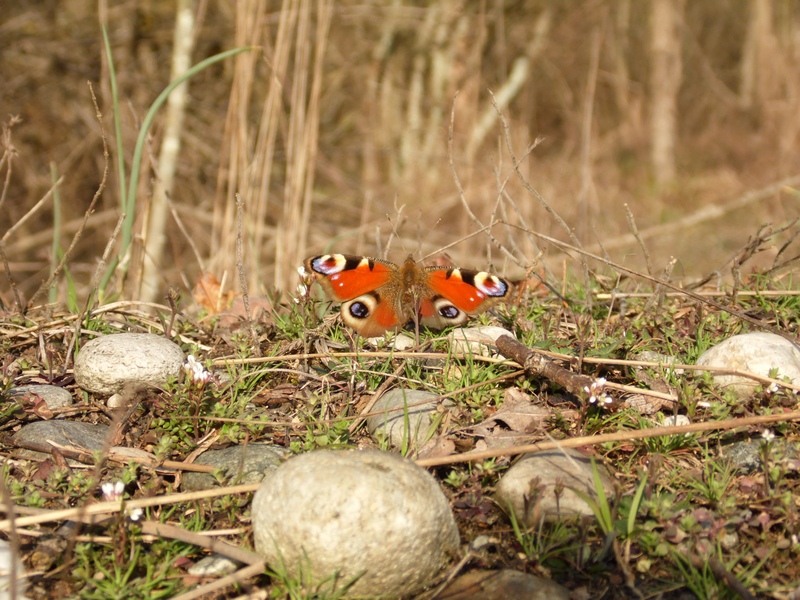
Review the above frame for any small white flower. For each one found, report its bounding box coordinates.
[297,266,308,278]
[766,382,780,394]
[102,481,125,502]
[184,355,211,386]
[697,401,712,408]
[128,507,144,522]
[585,378,609,407]
[762,429,776,441]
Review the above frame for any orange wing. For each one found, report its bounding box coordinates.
[306,255,396,302]
[425,268,509,314]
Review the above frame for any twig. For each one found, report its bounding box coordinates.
[415,408,800,468]
[495,335,593,398]
[235,193,261,357]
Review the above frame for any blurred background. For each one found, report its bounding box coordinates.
[1,0,799,307]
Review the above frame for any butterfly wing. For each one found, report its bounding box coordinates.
[419,267,510,329]
[305,254,403,336]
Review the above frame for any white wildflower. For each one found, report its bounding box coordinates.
[102,481,125,502]
[762,429,776,441]
[128,507,144,522]
[184,355,211,386]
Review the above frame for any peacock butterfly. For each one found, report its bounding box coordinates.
[304,254,511,337]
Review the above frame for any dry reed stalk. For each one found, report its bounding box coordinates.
[139,0,200,303]
[212,0,267,286]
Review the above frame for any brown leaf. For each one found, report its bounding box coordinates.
[192,272,236,315]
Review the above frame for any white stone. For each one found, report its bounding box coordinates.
[659,415,691,428]
[696,332,800,399]
[74,333,185,394]
[252,449,460,598]
[448,326,515,356]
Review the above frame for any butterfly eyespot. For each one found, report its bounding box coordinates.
[438,304,461,319]
[473,272,509,297]
[348,301,371,319]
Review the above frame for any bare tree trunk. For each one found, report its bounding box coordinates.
[139,0,197,302]
[740,0,779,110]
[650,0,684,185]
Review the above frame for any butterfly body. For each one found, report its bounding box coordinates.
[305,254,510,337]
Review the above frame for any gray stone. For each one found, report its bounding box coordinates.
[252,449,460,598]
[496,447,615,525]
[181,444,289,491]
[12,421,111,462]
[187,554,240,576]
[74,333,185,395]
[366,389,452,452]
[696,332,800,399]
[721,438,800,473]
[9,385,73,409]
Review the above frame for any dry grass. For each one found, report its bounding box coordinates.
[0,2,799,307]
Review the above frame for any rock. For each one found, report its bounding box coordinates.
[495,448,615,525]
[696,332,800,399]
[0,539,28,600]
[8,385,73,409]
[364,333,416,350]
[74,333,185,395]
[181,444,289,491]
[12,421,111,462]
[252,449,460,598]
[448,326,515,356]
[366,389,452,452]
[658,414,691,428]
[439,569,571,600]
[721,438,800,473]
[187,554,240,576]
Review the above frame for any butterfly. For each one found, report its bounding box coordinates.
[304,254,511,337]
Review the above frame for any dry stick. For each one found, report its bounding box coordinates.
[142,519,266,600]
[1,176,65,244]
[625,204,654,279]
[171,562,266,600]
[416,407,800,469]
[495,335,592,397]
[524,228,800,346]
[11,439,216,474]
[0,241,23,313]
[0,483,261,532]
[489,92,589,279]
[26,82,109,311]
[695,554,757,600]
[0,116,22,214]
[63,213,127,372]
[447,92,518,270]
[235,193,261,357]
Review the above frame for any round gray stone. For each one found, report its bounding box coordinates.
[9,385,73,409]
[181,444,289,491]
[74,333,185,394]
[496,447,615,525]
[252,449,460,598]
[366,389,452,452]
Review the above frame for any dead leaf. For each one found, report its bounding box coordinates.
[192,272,236,314]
